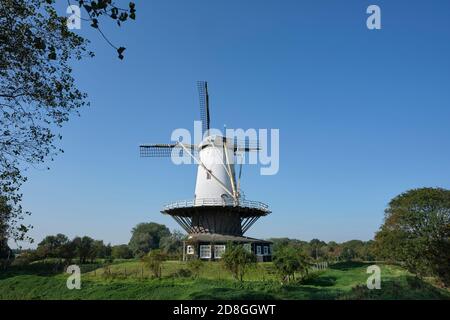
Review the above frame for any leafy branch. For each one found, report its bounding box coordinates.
[67,0,136,59]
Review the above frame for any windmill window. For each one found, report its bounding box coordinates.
[243,243,252,253]
[263,246,269,255]
[214,245,226,259]
[199,245,211,259]
[186,245,194,255]
[256,245,262,255]
[206,172,211,180]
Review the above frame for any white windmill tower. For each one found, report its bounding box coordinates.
[140,82,272,261]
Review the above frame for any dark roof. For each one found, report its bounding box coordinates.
[186,233,272,244]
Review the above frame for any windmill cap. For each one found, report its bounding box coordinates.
[198,135,235,149]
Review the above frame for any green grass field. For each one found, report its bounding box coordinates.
[1,261,449,300]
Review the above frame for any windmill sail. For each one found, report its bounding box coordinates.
[197,81,210,136]
[140,144,197,157]
[232,137,261,152]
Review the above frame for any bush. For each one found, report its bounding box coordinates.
[273,245,310,283]
[10,251,38,267]
[187,259,203,278]
[141,249,166,278]
[173,268,192,278]
[104,256,114,264]
[221,243,256,282]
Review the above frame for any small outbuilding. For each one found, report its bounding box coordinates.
[183,233,273,262]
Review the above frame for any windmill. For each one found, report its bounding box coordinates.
[140,82,272,261]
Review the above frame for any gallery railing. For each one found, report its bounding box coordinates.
[162,198,270,212]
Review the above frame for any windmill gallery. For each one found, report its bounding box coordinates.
[140,82,274,261]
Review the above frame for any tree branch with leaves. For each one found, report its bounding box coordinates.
[0,0,135,247]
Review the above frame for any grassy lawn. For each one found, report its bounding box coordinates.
[1,261,449,300]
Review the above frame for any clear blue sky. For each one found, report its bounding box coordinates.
[14,0,450,248]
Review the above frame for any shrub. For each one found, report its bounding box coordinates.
[10,251,38,267]
[273,245,310,283]
[142,249,166,278]
[221,243,256,282]
[187,259,203,278]
[104,256,114,264]
[173,268,192,278]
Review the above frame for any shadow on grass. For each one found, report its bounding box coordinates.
[187,287,277,300]
[278,284,341,299]
[301,275,337,287]
[340,275,450,300]
[330,261,369,271]
[0,266,56,280]
[0,262,103,280]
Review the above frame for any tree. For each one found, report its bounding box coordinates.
[339,240,363,261]
[0,237,11,260]
[90,240,106,262]
[72,236,94,264]
[269,238,308,253]
[339,246,356,261]
[160,230,185,257]
[374,187,450,286]
[273,245,310,283]
[360,240,376,261]
[221,243,256,282]
[128,222,171,257]
[323,241,342,261]
[59,240,76,266]
[36,233,69,259]
[111,244,133,259]
[104,243,112,258]
[0,0,135,245]
[35,234,108,264]
[142,249,166,278]
[0,197,12,260]
[308,239,327,260]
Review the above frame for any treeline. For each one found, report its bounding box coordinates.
[7,222,185,267]
[269,238,376,262]
[15,234,122,266]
